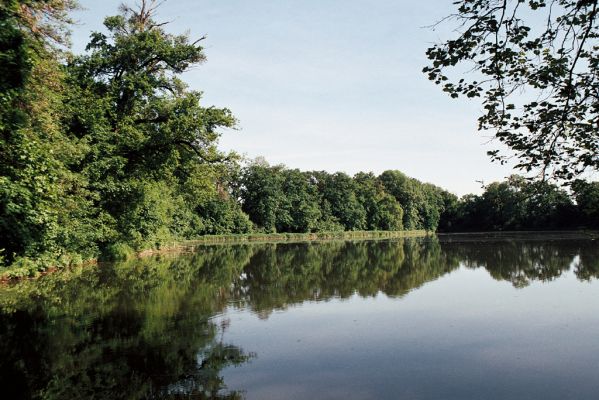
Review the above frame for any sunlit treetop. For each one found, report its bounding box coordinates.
[1,0,78,46]
[69,0,236,166]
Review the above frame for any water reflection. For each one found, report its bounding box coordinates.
[439,234,599,287]
[234,239,459,317]
[0,246,255,400]
[0,235,597,399]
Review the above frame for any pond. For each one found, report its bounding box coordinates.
[1,234,598,399]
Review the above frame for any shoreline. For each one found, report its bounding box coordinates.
[136,230,430,257]
[436,230,599,242]
[0,230,428,283]
[3,229,596,284]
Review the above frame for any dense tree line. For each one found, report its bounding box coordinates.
[237,161,450,234]
[439,176,599,232]
[0,1,598,273]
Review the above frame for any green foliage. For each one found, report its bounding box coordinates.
[240,165,411,233]
[436,191,460,232]
[197,197,254,235]
[572,180,599,228]
[314,171,367,230]
[425,0,599,181]
[0,0,91,267]
[102,242,135,262]
[440,175,579,231]
[379,170,449,231]
[279,169,322,232]
[1,1,252,271]
[239,162,287,232]
[3,0,428,274]
[63,4,240,252]
[354,172,403,231]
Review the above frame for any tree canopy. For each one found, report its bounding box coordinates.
[0,0,82,265]
[424,0,599,181]
[437,175,594,231]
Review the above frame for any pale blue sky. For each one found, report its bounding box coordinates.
[71,0,517,195]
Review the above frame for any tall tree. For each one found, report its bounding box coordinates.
[279,169,321,232]
[424,0,599,181]
[379,170,425,230]
[65,0,237,249]
[239,162,287,233]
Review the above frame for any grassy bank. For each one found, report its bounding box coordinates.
[1,230,429,283]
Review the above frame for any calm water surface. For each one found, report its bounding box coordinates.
[1,234,598,399]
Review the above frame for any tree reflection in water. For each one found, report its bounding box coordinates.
[0,235,597,399]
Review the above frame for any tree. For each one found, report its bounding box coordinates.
[379,170,423,229]
[518,178,575,228]
[317,172,367,231]
[65,0,237,249]
[354,172,403,231]
[441,175,577,231]
[437,191,460,231]
[378,170,448,231]
[239,162,286,232]
[424,0,599,181]
[279,169,321,232]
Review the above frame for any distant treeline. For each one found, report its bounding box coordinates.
[238,164,447,233]
[238,164,599,234]
[0,2,598,273]
[439,177,599,232]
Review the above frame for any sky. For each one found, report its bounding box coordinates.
[71,0,518,196]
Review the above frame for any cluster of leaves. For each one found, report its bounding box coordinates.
[0,0,91,269]
[238,162,452,233]
[439,175,599,231]
[425,0,599,181]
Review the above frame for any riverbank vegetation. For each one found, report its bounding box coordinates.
[1,1,598,278]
